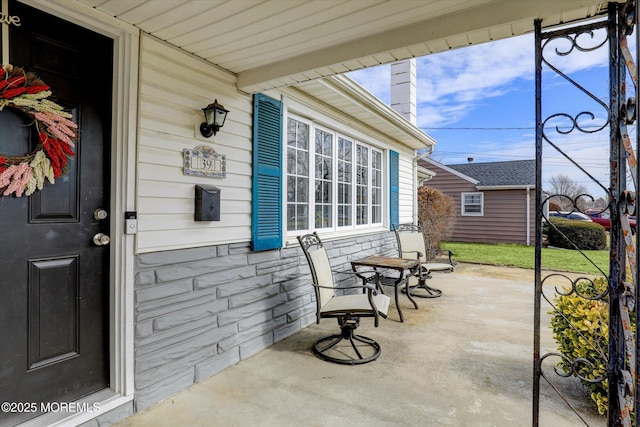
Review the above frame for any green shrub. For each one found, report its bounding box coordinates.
[550,277,609,415]
[548,217,606,250]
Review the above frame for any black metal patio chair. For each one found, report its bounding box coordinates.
[298,232,390,365]
[393,223,454,298]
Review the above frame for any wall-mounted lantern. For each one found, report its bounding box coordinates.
[200,99,229,138]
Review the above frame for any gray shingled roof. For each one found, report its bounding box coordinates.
[446,159,535,187]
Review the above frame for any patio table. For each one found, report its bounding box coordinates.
[351,256,419,322]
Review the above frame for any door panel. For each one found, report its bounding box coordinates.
[28,256,79,369]
[0,1,113,425]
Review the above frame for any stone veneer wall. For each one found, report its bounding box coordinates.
[133,230,397,411]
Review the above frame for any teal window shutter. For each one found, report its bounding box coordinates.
[389,150,399,230]
[252,93,283,251]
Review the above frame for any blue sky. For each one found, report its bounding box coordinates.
[348,26,630,200]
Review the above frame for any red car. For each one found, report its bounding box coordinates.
[586,210,636,231]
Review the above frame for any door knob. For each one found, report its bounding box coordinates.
[93,233,110,246]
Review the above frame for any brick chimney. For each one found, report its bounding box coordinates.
[390,59,416,125]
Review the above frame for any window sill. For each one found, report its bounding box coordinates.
[285,226,389,247]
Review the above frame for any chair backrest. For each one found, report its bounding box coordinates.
[298,233,334,309]
[393,223,427,263]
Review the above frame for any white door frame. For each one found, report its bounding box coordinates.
[18,1,139,425]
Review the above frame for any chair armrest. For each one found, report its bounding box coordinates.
[311,283,375,291]
[400,249,424,259]
[334,268,377,277]
[444,249,454,265]
[311,271,383,294]
[427,247,454,265]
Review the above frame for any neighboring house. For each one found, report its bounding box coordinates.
[420,158,536,245]
[0,1,613,426]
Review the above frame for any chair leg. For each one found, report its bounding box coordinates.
[402,276,443,298]
[312,317,381,365]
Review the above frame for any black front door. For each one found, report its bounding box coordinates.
[0,2,113,425]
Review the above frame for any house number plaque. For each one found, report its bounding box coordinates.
[183,145,226,178]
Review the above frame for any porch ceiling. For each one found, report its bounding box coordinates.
[77,0,616,93]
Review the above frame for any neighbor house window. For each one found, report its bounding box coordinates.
[461,192,484,216]
[286,115,384,234]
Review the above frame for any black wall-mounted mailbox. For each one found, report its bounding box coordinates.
[195,184,220,221]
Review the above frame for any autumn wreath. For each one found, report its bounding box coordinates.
[0,64,77,197]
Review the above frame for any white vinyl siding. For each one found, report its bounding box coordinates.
[398,151,415,224]
[137,36,252,253]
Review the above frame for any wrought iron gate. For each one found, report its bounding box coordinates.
[534,1,640,426]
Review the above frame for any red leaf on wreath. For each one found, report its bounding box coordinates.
[59,141,75,157]
[6,75,25,87]
[2,87,27,99]
[25,85,50,94]
[42,138,68,178]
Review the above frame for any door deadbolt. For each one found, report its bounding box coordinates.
[94,209,108,221]
[93,233,110,246]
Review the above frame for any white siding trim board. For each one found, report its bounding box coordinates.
[278,88,396,152]
[422,157,479,184]
[476,185,536,190]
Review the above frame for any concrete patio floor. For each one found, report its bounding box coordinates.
[114,264,605,427]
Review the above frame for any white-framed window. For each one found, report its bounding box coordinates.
[286,115,384,234]
[461,192,484,216]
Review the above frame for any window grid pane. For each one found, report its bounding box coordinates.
[338,137,353,227]
[287,118,309,230]
[371,150,382,224]
[356,145,368,225]
[315,129,333,228]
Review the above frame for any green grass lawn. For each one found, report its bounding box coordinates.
[441,241,609,275]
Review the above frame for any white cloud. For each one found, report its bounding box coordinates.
[347,64,391,104]
[415,34,534,127]
[418,36,532,100]
[348,23,630,199]
[350,28,613,129]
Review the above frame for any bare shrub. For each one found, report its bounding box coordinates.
[417,186,456,254]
